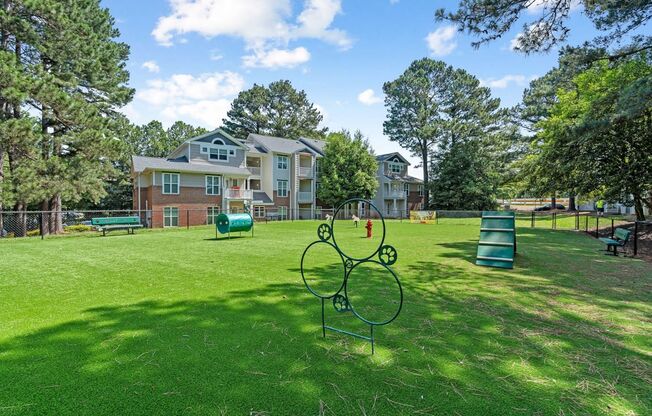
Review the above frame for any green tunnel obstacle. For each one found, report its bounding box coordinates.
[215,212,254,238]
[476,211,516,269]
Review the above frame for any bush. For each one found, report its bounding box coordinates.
[65,224,93,233]
[26,229,41,237]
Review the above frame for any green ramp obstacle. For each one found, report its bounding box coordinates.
[476,211,516,269]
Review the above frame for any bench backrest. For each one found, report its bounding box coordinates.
[91,216,140,226]
[614,228,631,242]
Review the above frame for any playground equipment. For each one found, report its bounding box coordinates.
[215,212,254,239]
[476,211,516,269]
[300,198,403,354]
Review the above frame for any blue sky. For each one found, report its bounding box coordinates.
[104,0,603,177]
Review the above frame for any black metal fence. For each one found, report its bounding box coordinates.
[2,208,649,258]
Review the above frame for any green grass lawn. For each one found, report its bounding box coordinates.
[1,221,650,415]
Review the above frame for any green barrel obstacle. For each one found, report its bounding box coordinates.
[215,212,254,239]
[476,211,516,269]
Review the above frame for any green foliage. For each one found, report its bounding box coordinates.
[26,229,40,237]
[384,58,505,210]
[437,0,652,58]
[222,80,327,140]
[64,224,92,233]
[528,55,652,219]
[316,130,378,207]
[0,0,134,216]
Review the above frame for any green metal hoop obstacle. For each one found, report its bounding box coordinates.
[300,198,403,354]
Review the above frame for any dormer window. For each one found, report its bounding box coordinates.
[212,138,225,145]
[209,148,228,161]
[388,163,402,174]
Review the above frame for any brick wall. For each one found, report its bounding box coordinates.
[142,186,223,227]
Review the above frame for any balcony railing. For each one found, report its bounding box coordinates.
[298,166,313,177]
[247,166,261,176]
[225,188,253,199]
[298,191,313,202]
[385,190,406,199]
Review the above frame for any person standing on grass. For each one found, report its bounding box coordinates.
[596,199,605,216]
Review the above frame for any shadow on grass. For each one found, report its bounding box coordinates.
[1,271,650,415]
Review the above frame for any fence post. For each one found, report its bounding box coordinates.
[186,209,190,230]
[39,213,44,240]
[634,221,638,256]
[611,218,614,238]
[575,211,579,230]
[531,211,535,228]
[585,214,588,232]
[595,215,599,238]
[552,212,556,230]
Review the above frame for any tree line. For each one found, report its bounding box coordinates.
[1,0,650,234]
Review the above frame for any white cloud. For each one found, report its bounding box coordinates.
[357,89,382,105]
[152,0,351,67]
[243,47,310,69]
[509,22,551,51]
[425,26,457,56]
[209,50,223,61]
[142,60,160,73]
[526,0,582,14]
[314,103,327,121]
[480,74,534,89]
[132,71,245,128]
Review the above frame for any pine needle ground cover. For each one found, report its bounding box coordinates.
[0,222,650,415]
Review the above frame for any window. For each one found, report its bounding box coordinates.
[277,180,288,197]
[164,207,179,227]
[212,138,225,145]
[277,155,288,170]
[316,182,321,193]
[207,207,220,225]
[253,206,265,218]
[418,185,424,197]
[162,173,179,194]
[201,146,208,153]
[278,206,287,220]
[205,175,221,195]
[229,149,235,155]
[404,183,410,194]
[388,163,402,174]
[209,148,228,161]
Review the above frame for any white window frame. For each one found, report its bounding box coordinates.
[277,155,288,170]
[278,206,287,220]
[253,206,266,218]
[404,183,410,194]
[207,206,220,225]
[388,163,402,174]
[212,138,225,145]
[277,179,288,197]
[205,175,221,195]
[418,185,424,197]
[164,207,179,227]
[162,173,180,195]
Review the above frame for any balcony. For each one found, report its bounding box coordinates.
[298,166,313,178]
[225,188,253,199]
[298,191,313,203]
[247,166,261,176]
[385,190,406,199]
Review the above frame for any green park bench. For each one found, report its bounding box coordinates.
[91,216,143,236]
[599,228,631,256]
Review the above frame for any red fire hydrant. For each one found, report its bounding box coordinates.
[365,219,373,238]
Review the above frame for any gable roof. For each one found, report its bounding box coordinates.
[185,128,246,148]
[248,133,318,155]
[298,137,326,155]
[376,152,410,165]
[132,156,251,177]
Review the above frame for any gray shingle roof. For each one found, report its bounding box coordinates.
[252,191,273,204]
[299,137,326,155]
[376,152,410,164]
[132,156,251,176]
[249,133,318,155]
[384,173,423,183]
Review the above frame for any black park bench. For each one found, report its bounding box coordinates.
[599,228,631,256]
[91,216,143,236]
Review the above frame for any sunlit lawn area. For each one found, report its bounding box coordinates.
[1,221,650,415]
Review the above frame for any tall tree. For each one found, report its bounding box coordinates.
[317,130,378,207]
[436,1,652,58]
[222,80,327,140]
[383,58,503,209]
[0,0,134,233]
[528,55,652,219]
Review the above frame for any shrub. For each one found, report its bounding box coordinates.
[26,229,41,237]
[65,224,93,233]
